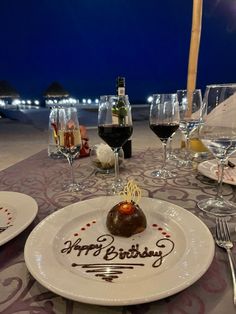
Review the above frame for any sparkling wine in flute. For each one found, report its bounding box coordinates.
[58,129,82,158]
[57,107,83,192]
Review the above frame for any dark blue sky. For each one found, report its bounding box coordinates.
[0,0,235,103]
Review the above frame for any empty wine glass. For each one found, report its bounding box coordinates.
[177,89,203,167]
[149,93,180,179]
[197,84,236,216]
[98,95,133,194]
[57,106,83,192]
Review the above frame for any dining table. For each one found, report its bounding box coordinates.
[0,147,236,314]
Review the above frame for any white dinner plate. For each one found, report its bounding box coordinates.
[24,196,214,306]
[198,158,236,186]
[0,191,38,246]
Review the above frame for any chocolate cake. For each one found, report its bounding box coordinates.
[106,200,147,237]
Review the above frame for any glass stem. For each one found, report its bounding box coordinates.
[185,134,190,155]
[67,156,75,185]
[168,137,172,158]
[114,148,120,183]
[216,160,225,200]
[162,141,167,169]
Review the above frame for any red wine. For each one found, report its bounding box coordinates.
[98,125,133,148]
[150,123,179,141]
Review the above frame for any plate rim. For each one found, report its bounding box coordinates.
[198,158,236,186]
[24,196,215,306]
[0,191,38,246]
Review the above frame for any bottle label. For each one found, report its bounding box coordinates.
[118,87,125,96]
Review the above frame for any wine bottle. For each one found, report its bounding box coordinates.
[113,76,127,126]
[116,76,125,97]
[116,76,132,158]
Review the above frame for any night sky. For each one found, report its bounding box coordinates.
[0,0,236,103]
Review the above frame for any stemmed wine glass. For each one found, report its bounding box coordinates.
[197,84,236,216]
[98,95,133,194]
[149,93,180,179]
[57,106,83,192]
[177,89,203,167]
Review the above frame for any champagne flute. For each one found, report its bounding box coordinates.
[177,89,203,167]
[149,93,180,179]
[197,84,236,216]
[98,95,133,194]
[57,106,83,192]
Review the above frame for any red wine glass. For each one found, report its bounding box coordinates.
[98,95,133,194]
[149,93,180,179]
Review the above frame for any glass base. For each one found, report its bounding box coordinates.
[63,182,84,193]
[197,198,236,216]
[178,158,194,168]
[107,179,124,195]
[167,152,178,161]
[151,169,176,179]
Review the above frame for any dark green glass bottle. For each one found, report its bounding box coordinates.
[113,77,127,125]
[116,77,132,158]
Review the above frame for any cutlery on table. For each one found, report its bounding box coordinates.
[215,217,236,305]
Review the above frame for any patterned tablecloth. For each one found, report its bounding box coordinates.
[1,148,236,314]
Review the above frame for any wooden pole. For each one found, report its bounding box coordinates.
[186,0,203,118]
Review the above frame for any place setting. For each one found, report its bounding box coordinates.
[0,191,38,246]
[198,158,236,186]
[24,180,215,306]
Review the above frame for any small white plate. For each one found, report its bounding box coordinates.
[0,191,38,246]
[198,158,236,186]
[24,196,214,306]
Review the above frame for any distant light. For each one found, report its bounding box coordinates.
[27,100,32,105]
[95,98,99,104]
[87,99,92,104]
[82,99,86,104]
[69,97,76,104]
[12,99,21,105]
[22,100,26,104]
[34,100,40,105]
[147,96,153,103]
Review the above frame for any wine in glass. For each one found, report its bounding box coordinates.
[149,93,180,179]
[57,106,83,192]
[197,84,236,216]
[98,94,133,194]
[177,89,204,166]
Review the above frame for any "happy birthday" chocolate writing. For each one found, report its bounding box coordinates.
[61,234,174,268]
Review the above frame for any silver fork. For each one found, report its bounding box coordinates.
[215,217,236,305]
